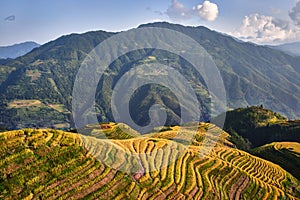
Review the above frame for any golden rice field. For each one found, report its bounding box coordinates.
[274,142,300,154]
[0,124,299,199]
[252,141,300,182]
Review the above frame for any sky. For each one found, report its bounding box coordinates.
[1,0,300,46]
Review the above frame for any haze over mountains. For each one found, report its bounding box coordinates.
[271,42,300,57]
[0,22,300,130]
[0,42,40,59]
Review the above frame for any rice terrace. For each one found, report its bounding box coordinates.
[0,123,299,199]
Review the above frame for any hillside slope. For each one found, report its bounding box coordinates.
[252,142,300,181]
[0,126,299,199]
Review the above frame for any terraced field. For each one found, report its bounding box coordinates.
[0,125,300,199]
[252,142,300,181]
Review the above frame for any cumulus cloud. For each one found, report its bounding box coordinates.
[233,0,300,44]
[193,1,219,21]
[289,1,300,26]
[165,0,219,22]
[233,13,295,44]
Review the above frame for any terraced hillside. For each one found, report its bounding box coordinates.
[252,142,300,180]
[0,125,300,199]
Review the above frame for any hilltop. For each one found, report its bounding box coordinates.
[0,124,299,199]
[220,106,300,148]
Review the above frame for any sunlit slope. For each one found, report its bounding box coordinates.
[80,122,141,140]
[252,142,300,181]
[0,126,299,199]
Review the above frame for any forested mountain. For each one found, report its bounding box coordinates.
[0,22,300,129]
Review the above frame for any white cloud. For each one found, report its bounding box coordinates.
[233,0,300,44]
[165,0,219,22]
[194,1,219,22]
[289,1,300,26]
[233,13,297,44]
[166,0,191,21]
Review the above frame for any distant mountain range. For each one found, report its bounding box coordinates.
[270,42,300,56]
[0,41,40,59]
[0,22,300,129]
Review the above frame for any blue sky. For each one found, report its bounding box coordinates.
[1,0,300,46]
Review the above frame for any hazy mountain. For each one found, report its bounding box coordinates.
[0,41,40,59]
[0,22,300,129]
[270,42,300,56]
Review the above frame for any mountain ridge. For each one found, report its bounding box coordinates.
[0,22,300,129]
